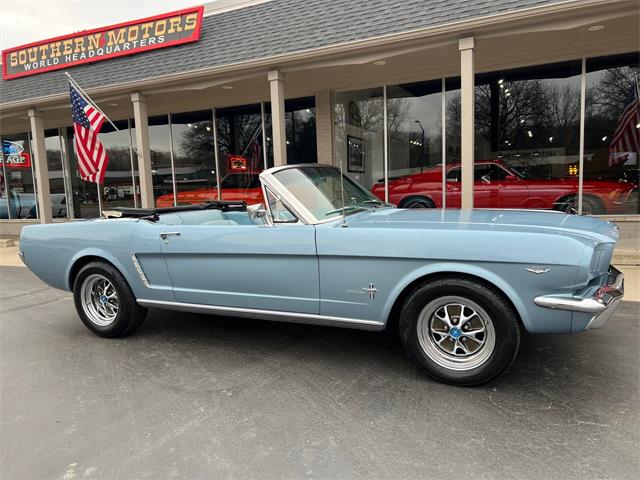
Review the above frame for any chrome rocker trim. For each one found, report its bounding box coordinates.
[136,298,386,331]
[534,266,624,330]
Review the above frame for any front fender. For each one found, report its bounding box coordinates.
[381,262,532,331]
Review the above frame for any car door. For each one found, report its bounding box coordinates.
[445,165,495,207]
[492,164,530,208]
[157,211,319,314]
[473,163,499,208]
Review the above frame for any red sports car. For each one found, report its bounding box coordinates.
[156,171,265,208]
[371,160,637,215]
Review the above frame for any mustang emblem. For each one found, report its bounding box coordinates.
[526,266,550,274]
[348,283,378,299]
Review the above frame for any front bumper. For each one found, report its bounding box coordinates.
[534,266,624,330]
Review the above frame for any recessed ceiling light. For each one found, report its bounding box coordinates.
[373,60,386,66]
[222,85,233,90]
[588,25,605,31]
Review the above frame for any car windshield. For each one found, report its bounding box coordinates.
[273,166,384,220]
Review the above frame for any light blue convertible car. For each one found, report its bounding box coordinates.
[19,164,624,385]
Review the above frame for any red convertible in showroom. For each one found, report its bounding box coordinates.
[371,160,637,214]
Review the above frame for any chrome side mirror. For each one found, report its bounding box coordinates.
[247,203,268,220]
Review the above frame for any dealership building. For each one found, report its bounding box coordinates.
[0,0,638,235]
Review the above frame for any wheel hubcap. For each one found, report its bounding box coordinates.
[417,296,496,371]
[81,274,119,327]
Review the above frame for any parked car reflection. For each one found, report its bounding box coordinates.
[372,160,638,214]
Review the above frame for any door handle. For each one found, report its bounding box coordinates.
[160,231,181,240]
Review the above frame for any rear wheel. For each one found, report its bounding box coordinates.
[398,276,520,386]
[73,261,146,338]
[400,197,435,209]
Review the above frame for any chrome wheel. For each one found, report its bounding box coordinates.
[416,296,496,371]
[81,274,119,327]
[562,197,593,215]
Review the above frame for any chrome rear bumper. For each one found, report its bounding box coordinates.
[534,266,624,330]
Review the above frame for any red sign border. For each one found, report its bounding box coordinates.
[1,5,204,80]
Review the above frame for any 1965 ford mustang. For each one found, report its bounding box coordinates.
[19,164,624,385]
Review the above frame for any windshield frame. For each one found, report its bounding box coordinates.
[259,164,385,225]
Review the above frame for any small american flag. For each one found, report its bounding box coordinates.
[608,89,640,167]
[69,82,109,183]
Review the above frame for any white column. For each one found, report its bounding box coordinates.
[27,109,52,223]
[268,69,287,166]
[459,36,475,209]
[131,92,154,208]
[315,90,334,165]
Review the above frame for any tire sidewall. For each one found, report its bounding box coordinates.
[399,278,520,386]
[402,197,434,209]
[73,262,137,337]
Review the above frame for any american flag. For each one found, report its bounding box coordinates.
[609,89,640,167]
[69,82,109,183]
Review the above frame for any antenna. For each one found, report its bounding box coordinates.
[338,131,348,228]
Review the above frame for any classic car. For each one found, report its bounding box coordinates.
[19,164,624,386]
[372,160,637,215]
[155,171,264,208]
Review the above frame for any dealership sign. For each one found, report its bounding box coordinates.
[2,6,203,80]
[1,140,31,168]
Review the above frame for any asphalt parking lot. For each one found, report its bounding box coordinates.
[1,266,638,480]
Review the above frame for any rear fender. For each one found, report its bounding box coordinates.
[66,248,133,291]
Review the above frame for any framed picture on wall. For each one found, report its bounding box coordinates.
[347,135,365,173]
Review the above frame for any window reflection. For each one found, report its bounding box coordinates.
[216,103,266,205]
[384,80,443,208]
[334,88,384,191]
[1,132,37,219]
[585,53,639,215]
[156,110,215,208]
[44,128,68,218]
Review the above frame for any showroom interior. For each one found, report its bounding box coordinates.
[0,0,638,235]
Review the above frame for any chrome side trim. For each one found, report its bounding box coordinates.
[130,254,150,288]
[136,298,385,331]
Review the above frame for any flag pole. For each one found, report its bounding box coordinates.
[65,72,120,132]
[96,183,103,217]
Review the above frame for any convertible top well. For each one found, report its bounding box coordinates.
[103,201,247,221]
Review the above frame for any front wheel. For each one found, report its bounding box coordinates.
[73,261,146,338]
[398,277,521,386]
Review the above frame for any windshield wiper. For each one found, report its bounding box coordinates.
[325,205,366,216]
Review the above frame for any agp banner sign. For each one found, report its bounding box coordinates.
[1,140,31,168]
[2,6,203,80]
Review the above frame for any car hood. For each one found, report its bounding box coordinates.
[340,208,619,243]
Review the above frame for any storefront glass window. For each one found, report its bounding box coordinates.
[334,88,385,194]
[44,128,68,218]
[216,103,265,204]
[444,77,462,209]
[385,80,443,207]
[470,61,582,210]
[155,110,216,208]
[1,132,37,219]
[99,120,137,211]
[285,97,317,165]
[585,52,639,215]
[146,115,173,207]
